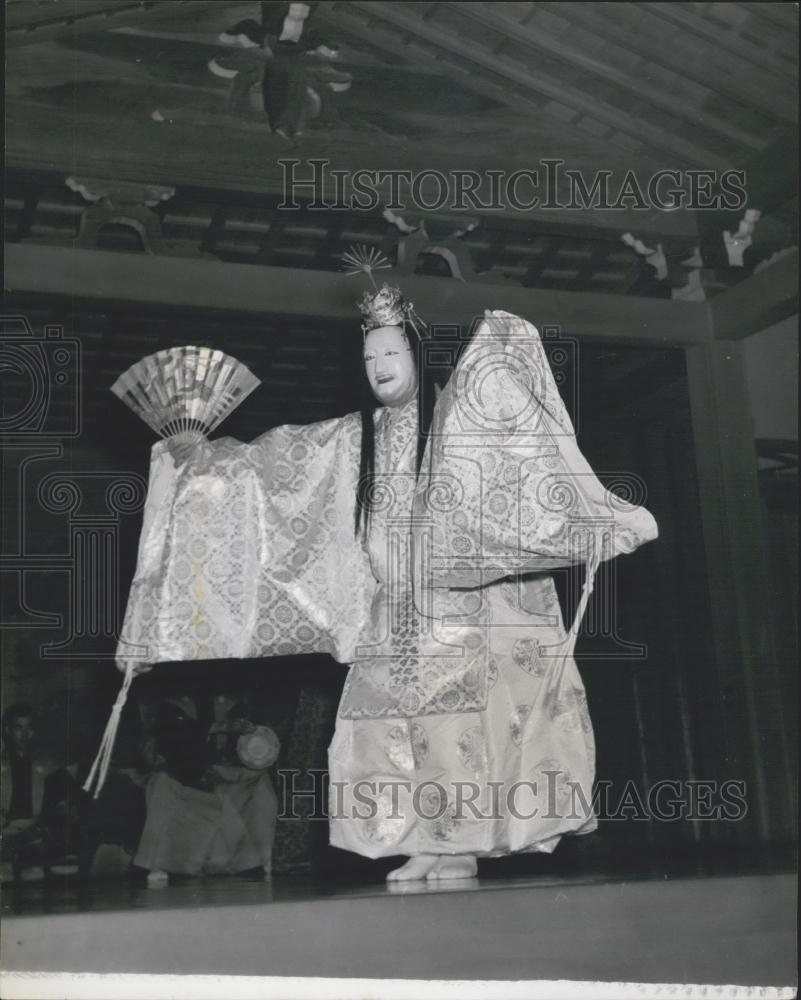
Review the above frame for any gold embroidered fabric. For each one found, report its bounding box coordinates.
[118,412,374,667]
[117,309,658,857]
[414,311,658,591]
[119,311,656,718]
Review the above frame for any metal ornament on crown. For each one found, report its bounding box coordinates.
[357,282,428,348]
[358,283,408,336]
[341,244,427,341]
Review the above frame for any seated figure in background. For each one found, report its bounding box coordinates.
[36,690,147,880]
[38,760,146,880]
[134,695,280,883]
[0,703,60,882]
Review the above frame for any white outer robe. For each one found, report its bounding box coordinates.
[116,312,658,858]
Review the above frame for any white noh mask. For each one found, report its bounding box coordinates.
[363,326,417,407]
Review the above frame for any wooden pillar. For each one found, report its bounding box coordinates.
[685,333,788,843]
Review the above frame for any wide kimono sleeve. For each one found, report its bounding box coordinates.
[414,310,658,590]
[117,412,376,667]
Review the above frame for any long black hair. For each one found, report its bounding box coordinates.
[354,322,448,537]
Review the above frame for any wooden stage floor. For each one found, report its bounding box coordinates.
[1,868,796,995]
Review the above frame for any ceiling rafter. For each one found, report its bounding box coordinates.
[535,2,796,125]
[5,0,226,47]
[5,2,796,254]
[709,248,798,339]
[646,2,798,84]
[314,8,699,191]
[742,2,799,31]
[316,8,584,136]
[331,1,732,169]
[740,131,800,215]
[693,128,799,242]
[14,170,797,302]
[451,2,766,154]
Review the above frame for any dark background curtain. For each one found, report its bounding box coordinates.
[2,294,795,877]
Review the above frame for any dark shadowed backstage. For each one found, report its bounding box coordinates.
[1,2,797,998]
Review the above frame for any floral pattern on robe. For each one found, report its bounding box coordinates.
[117,311,658,858]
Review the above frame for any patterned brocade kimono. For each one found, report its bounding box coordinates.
[118,311,657,860]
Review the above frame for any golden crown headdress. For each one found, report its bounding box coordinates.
[340,244,426,337]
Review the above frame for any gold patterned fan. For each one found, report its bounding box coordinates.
[111,346,260,443]
[86,346,261,800]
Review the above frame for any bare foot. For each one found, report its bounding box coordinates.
[386,855,439,882]
[426,855,478,881]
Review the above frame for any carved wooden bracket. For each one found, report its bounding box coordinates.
[671,268,707,302]
[622,232,667,280]
[671,267,736,302]
[723,208,762,267]
[622,232,735,300]
[387,215,481,283]
[66,176,176,254]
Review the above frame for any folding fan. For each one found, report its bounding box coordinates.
[86,347,261,799]
[111,346,260,443]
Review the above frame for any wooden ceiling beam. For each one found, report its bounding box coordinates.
[708,250,799,340]
[325,1,731,169]
[453,3,766,154]
[537,2,796,124]
[743,132,799,215]
[694,129,799,244]
[3,155,702,246]
[5,0,225,47]
[742,2,799,31]
[646,3,798,84]
[4,241,709,347]
[317,7,556,121]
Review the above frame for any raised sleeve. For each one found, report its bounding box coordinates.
[413,310,658,590]
[117,412,375,667]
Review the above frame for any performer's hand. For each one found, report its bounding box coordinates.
[165,438,200,466]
